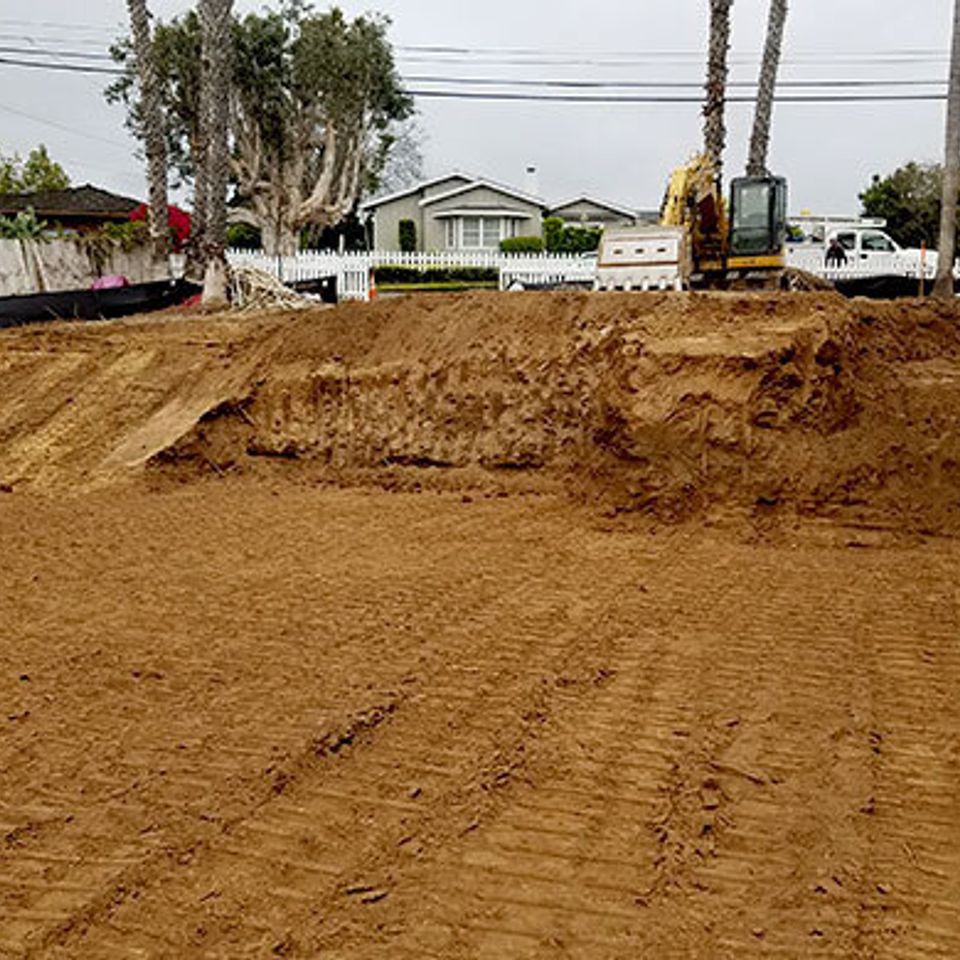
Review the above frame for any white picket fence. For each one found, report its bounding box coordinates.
[223,245,948,304]
[225,248,596,302]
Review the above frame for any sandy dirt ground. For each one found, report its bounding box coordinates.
[2,484,959,959]
[1,293,959,958]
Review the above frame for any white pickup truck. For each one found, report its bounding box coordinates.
[786,225,936,280]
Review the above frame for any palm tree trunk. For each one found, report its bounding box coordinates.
[126,0,169,259]
[935,0,960,299]
[704,0,733,181]
[186,132,208,281]
[747,0,788,177]
[199,0,233,306]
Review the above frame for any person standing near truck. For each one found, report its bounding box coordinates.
[825,236,848,267]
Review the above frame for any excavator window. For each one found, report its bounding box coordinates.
[729,177,787,257]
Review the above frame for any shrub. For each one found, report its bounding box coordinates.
[98,219,150,250]
[226,222,262,250]
[540,217,603,255]
[129,203,192,251]
[398,218,417,252]
[500,235,544,254]
[560,225,602,254]
[374,265,498,285]
[0,209,49,240]
[543,216,564,253]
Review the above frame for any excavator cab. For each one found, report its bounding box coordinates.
[728,175,788,259]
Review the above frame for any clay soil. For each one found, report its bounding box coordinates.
[1,292,960,958]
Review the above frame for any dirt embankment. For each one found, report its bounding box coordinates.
[2,291,959,531]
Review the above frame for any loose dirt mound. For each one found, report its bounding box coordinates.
[2,291,959,531]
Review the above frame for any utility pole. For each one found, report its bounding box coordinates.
[934,0,960,299]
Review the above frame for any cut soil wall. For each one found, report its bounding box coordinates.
[2,291,959,532]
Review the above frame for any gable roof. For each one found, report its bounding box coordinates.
[360,171,479,211]
[0,184,142,219]
[549,195,639,220]
[420,178,547,210]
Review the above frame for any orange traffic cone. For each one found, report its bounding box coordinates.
[369,269,378,301]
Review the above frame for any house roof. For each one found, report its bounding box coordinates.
[0,184,143,219]
[360,171,479,211]
[361,173,643,221]
[420,178,547,210]
[549,195,639,220]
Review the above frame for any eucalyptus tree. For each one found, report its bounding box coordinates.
[199,0,233,304]
[108,5,411,258]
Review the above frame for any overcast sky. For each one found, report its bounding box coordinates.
[0,0,954,215]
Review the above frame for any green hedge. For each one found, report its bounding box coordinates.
[543,216,564,253]
[374,265,498,284]
[541,216,601,254]
[0,210,49,240]
[500,235,544,253]
[226,222,262,249]
[398,219,417,252]
[561,225,602,254]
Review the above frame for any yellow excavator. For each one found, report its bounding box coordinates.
[595,154,788,292]
[595,0,789,292]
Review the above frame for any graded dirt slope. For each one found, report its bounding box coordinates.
[0,312,287,489]
[1,484,959,958]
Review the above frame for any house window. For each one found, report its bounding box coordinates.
[447,216,525,249]
[462,217,482,248]
[457,216,509,249]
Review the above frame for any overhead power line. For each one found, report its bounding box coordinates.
[0,55,122,76]
[0,45,114,61]
[408,89,950,104]
[0,101,130,147]
[0,33,113,49]
[0,17,115,32]
[0,49,952,105]
[397,54,950,70]
[0,19,952,61]
[406,75,947,90]
[397,43,952,59]
[0,45,948,90]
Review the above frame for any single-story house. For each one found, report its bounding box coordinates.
[362,173,548,252]
[548,196,655,229]
[0,184,142,234]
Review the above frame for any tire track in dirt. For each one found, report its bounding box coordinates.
[273,535,960,960]
[857,564,960,959]
[333,538,754,958]
[41,524,653,958]
[2,488,959,958]
[0,494,562,957]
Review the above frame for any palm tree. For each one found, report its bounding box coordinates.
[935,0,960,299]
[199,0,233,306]
[747,0,788,177]
[704,0,734,180]
[126,0,169,258]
